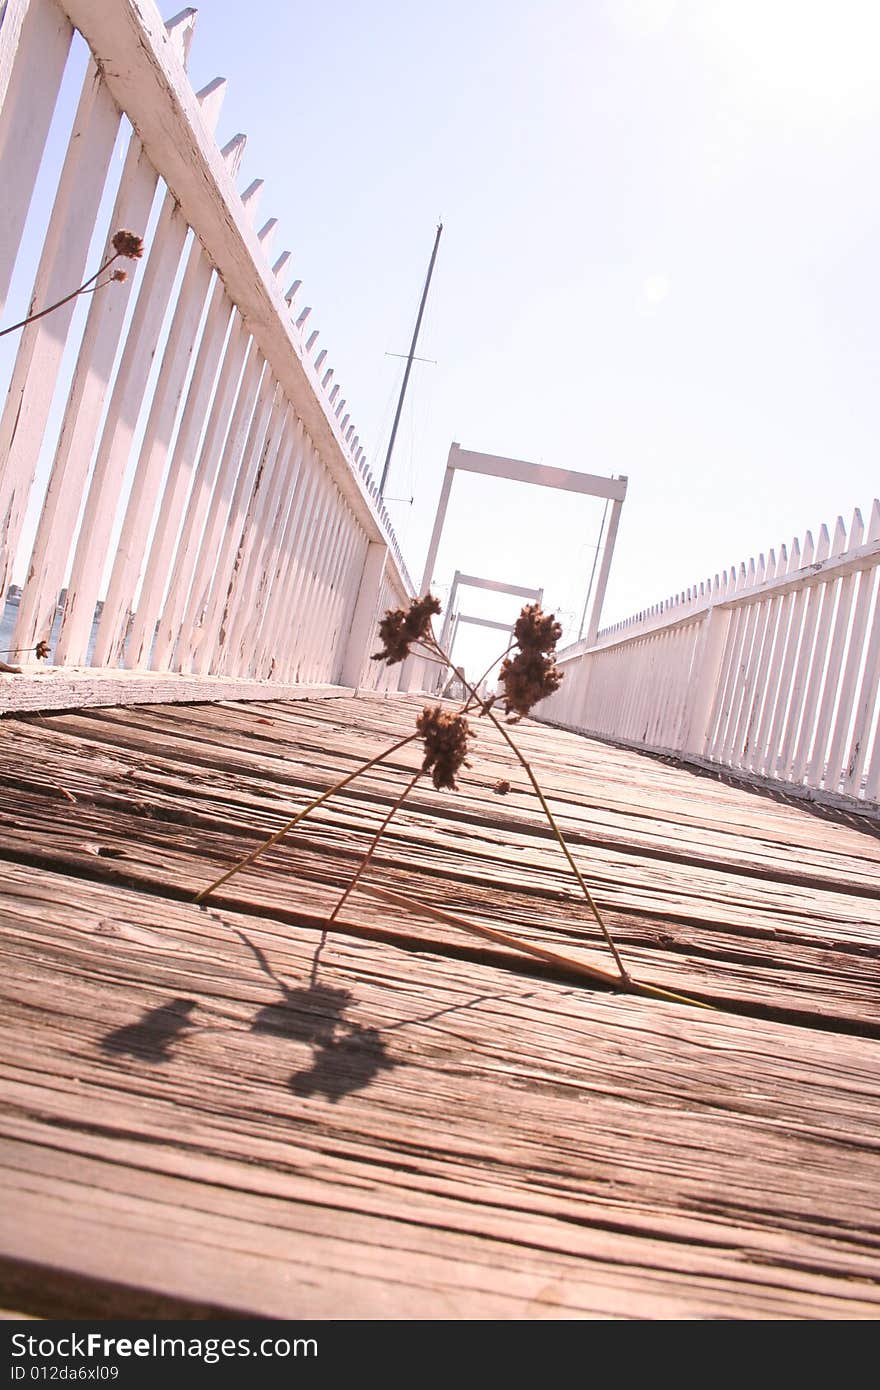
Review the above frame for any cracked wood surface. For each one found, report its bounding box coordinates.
[0,692,878,1317]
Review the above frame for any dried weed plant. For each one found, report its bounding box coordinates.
[0,638,52,673]
[195,595,708,1009]
[0,229,144,340]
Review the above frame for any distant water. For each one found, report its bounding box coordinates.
[0,596,100,666]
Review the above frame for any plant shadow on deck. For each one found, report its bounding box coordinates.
[236,924,399,1103]
[98,975,396,1104]
[254,980,396,1103]
[101,998,197,1062]
[97,918,521,1107]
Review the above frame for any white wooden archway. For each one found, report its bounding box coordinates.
[437,570,544,654]
[421,444,627,647]
[438,612,516,698]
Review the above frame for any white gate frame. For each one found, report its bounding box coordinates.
[420,444,626,645]
[449,611,516,658]
[438,612,515,698]
[431,569,543,695]
[437,569,543,651]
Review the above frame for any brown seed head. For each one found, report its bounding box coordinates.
[498,650,563,720]
[416,704,471,791]
[112,229,144,260]
[372,593,441,665]
[498,603,564,719]
[35,640,50,661]
[110,268,128,283]
[514,603,562,654]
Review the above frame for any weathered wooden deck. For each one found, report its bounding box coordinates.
[1,689,878,1318]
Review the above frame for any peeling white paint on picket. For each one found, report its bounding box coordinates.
[0,55,120,600]
[540,504,880,812]
[0,0,72,317]
[0,0,412,709]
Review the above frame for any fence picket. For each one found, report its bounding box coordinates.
[250,430,317,679]
[830,500,880,795]
[190,367,277,674]
[94,240,216,665]
[720,555,762,765]
[225,407,301,676]
[151,316,250,671]
[127,278,233,668]
[0,57,120,599]
[778,524,831,781]
[0,0,72,316]
[808,509,865,789]
[213,393,293,675]
[56,191,190,665]
[738,549,778,768]
[13,133,158,654]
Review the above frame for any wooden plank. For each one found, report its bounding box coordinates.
[0,861,878,1317]
[0,695,877,1030]
[0,671,354,713]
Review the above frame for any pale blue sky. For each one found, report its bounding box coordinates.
[6,0,880,678]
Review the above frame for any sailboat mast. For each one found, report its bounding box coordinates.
[378,221,443,499]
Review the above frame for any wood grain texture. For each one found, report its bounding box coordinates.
[0,670,356,715]
[0,692,878,1318]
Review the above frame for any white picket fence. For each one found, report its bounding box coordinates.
[0,0,411,694]
[539,503,880,812]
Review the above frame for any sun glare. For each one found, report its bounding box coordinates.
[609,1,880,127]
[704,0,880,124]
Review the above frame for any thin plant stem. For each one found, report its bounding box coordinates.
[473,639,516,692]
[422,632,631,983]
[416,637,514,699]
[438,638,516,701]
[312,770,422,984]
[194,728,421,903]
[409,651,449,670]
[0,254,117,339]
[354,879,711,1007]
[80,275,120,295]
[195,670,490,906]
[312,694,492,982]
[353,872,703,1006]
[327,768,422,926]
[194,616,705,1007]
[358,879,624,985]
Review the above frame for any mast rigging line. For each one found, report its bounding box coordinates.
[379,221,443,500]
